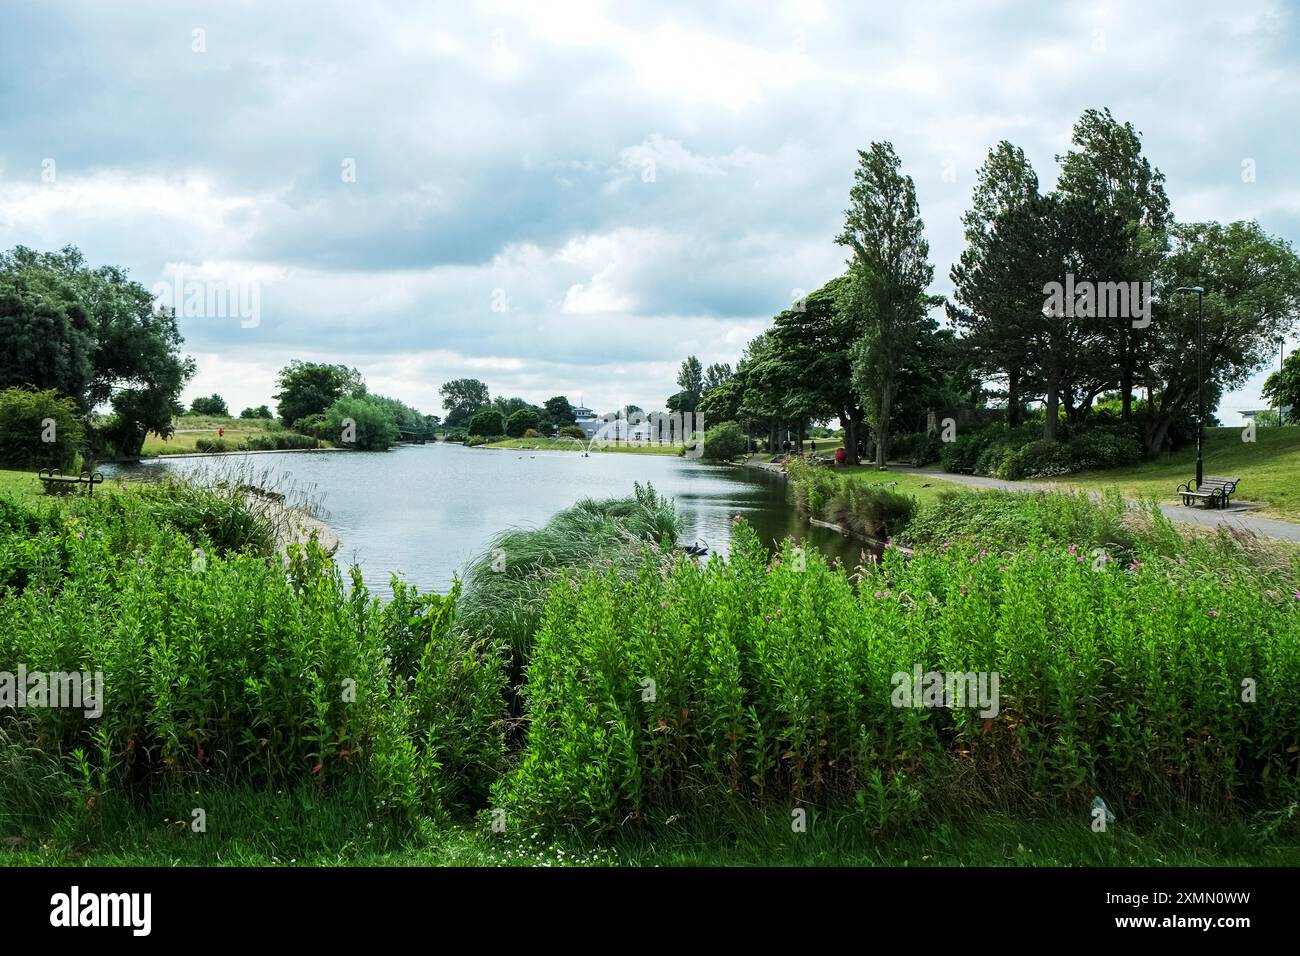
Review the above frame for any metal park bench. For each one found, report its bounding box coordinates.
[1176,475,1240,509]
[37,468,104,497]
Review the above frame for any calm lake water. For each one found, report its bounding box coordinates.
[108,444,866,595]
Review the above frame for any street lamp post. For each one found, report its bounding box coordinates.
[1175,286,1206,487]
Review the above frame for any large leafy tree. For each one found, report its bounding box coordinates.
[0,245,195,456]
[273,361,363,428]
[837,142,934,467]
[1142,221,1300,453]
[1055,108,1171,422]
[542,395,576,429]
[439,378,490,429]
[771,277,866,462]
[1262,350,1300,423]
[190,394,228,415]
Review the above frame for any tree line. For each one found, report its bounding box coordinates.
[681,107,1300,467]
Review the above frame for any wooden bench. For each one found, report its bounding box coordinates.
[1177,475,1239,509]
[37,468,104,497]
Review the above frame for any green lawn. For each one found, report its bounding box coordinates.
[6,791,1294,866]
[836,463,963,508]
[0,467,48,501]
[1046,425,1300,520]
[142,414,283,456]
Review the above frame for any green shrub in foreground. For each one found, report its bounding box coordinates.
[0,488,506,833]
[494,518,1300,832]
[456,483,681,668]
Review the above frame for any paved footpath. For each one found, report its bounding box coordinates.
[890,466,1300,543]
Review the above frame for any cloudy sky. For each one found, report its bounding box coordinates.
[1,0,1297,422]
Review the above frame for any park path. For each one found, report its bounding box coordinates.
[889,465,1300,543]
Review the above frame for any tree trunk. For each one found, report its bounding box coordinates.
[1120,323,1134,421]
[875,380,892,468]
[1007,366,1021,427]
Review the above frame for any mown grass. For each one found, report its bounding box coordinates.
[142,415,286,456]
[7,792,1295,866]
[1045,425,1300,520]
[0,468,42,502]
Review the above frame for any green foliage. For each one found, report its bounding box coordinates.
[1263,347,1300,420]
[0,245,194,455]
[0,484,506,830]
[467,408,506,438]
[273,361,364,428]
[457,484,681,667]
[494,516,1300,831]
[320,395,399,451]
[899,488,1187,565]
[0,387,84,470]
[505,407,541,438]
[240,432,321,451]
[701,420,747,461]
[786,458,916,539]
[557,425,587,441]
[239,405,273,419]
[439,379,490,430]
[189,394,228,416]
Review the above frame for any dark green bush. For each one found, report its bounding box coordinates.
[702,421,747,461]
[505,408,540,438]
[468,409,506,438]
[0,387,84,470]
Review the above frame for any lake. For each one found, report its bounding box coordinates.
[108,443,867,595]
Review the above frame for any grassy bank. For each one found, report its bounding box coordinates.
[1042,426,1300,520]
[0,468,43,502]
[141,415,325,456]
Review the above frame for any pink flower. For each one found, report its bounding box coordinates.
[76,531,85,540]
[1068,544,1078,555]
[1293,590,1300,600]
[1129,560,1144,571]
[1208,609,1219,618]
[763,614,772,622]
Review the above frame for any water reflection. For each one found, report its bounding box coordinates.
[106,444,868,595]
